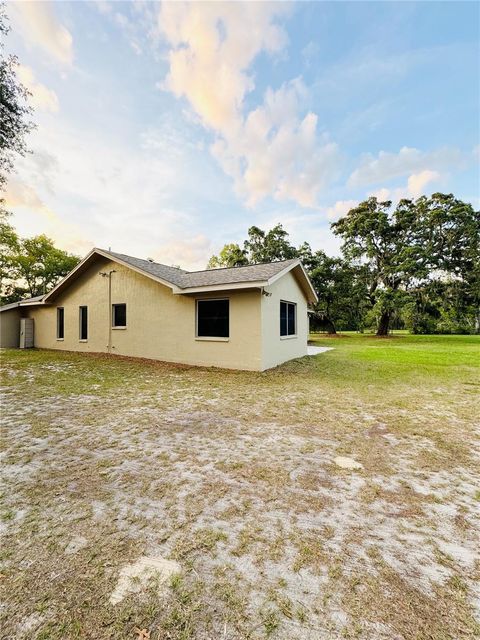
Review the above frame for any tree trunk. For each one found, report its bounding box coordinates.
[376,310,391,336]
[325,318,337,334]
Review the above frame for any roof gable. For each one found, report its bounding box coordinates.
[42,248,318,303]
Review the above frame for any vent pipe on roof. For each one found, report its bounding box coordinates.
[147,258,154,262]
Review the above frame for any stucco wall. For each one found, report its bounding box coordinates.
[27,258,263,370]
[261,270,309,370]
[0,308,21,348]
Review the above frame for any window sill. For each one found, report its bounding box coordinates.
[79,339,88,343]
[112,326,127,330]
[56,338,64,341]
[196,336,229,342]
[280,335,298,340]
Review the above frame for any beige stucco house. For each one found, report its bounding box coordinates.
[0,248,317,371]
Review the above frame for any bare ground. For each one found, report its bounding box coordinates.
[0,344,479,639]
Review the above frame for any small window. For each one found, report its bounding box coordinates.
[79,306,88,340]
[56,307,64,340]
[280,301,296,336]
[112,303,127,328]
[197,299,229,338]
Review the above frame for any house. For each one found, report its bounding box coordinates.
[0,248,317,371]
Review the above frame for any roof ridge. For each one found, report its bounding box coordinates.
[188,257,298,275]
[100,248,298,277]
[102,249,188,273]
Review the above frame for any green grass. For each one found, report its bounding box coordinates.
[1,335,479,639]
[309,332,479,379]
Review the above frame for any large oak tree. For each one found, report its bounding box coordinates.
[332,193,480,335]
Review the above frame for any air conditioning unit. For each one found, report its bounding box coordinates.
[20,318,34,349]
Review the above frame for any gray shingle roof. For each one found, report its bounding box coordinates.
[107,250,298,290]
[108,252,188,288]
[0,295,45,313]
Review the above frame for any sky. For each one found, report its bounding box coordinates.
[4,0,480,270]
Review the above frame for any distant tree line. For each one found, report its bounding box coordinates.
[207,194,480,335]
[0,220,80,304]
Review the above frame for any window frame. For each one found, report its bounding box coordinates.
[56,307,64,341]
[195,298,230,341]
[280,300,297,339]
[112,303,127,329]
[79,305,88,341]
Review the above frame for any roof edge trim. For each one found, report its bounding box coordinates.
[43,248,181,302]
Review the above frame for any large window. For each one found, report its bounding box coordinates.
[197,299,229,338]
[112,303,127,328]
[280,301,296,337]
[56,307,64,340]
[79,306,88,341]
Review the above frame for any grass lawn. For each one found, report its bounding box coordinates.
[1,334,479,639]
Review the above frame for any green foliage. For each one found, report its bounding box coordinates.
[0,6,35,190]
[207,243,248,269]
[305,248,368,333]
[205,195,479,336]
[1,231,80,304]
[332,193,480,335]
[0,206,19,295]
[244,224,297,263]
[208,224,299,268]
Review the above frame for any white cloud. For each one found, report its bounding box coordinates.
[6,115,224,269]
[5,177,92,254]
[369,169,441,202]
[16,65,59,112]
[323,170,442,227]
[153,235,212,271]
[212,80,342,207]
[406,170,441,199]
[160,2,287,134]
[158,2,341,209]
[326,199,358,221]
[348,146,461,188]
[8,2,73,66]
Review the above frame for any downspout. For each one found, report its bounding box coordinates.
[99,269,116,352]
[108,271,112,353]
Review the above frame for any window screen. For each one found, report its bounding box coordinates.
[57,307,64,339]
[280,301,296,336]
[79,306,88,340]
[197,299,229,338]
[112,303,127,327]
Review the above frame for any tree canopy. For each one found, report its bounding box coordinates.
[332,193,480,335]
[206,193,479,335]
[0,221,80,305]
[0,5,34,191]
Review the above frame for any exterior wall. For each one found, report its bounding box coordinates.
[0,308,21,348]
[26,258,263,371]
[260,270,309,370]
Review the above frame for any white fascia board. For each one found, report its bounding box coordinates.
[297,261,319,303]
[44,248,179,301]
[266,260,318,303]
[19,300,47,307]
[94,249,179,292]
[175,280,268,295]
[43,248,97,301]
[266,259,301,286]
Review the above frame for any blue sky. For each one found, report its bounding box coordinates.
[5,1,479,268]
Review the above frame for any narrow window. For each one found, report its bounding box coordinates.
[56,307,64,340]
[79,306,88,340]
[197,299,229,338]
[280,301,297,337]
[112,303,127,328]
